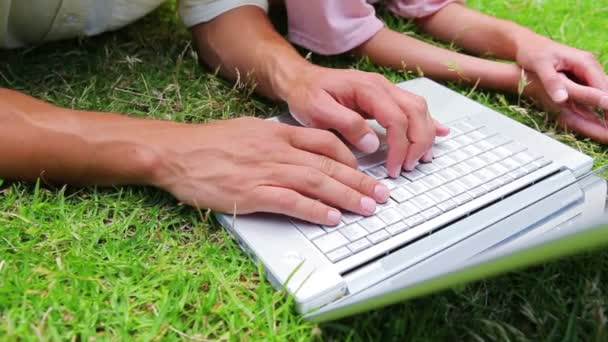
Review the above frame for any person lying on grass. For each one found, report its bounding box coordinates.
[285,0,608,142]
[0,1,451,226]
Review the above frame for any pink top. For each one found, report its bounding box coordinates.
[286,0,464,55]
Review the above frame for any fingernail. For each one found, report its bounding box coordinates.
[388,167,399,178]
[403,161,418,172]
[327,210,341,226]
[600,96,608,109]
[422,150,433,162]
[358,133,380,153]
[360,196,376,215]
[374,184,390,203]
[552,89,568,102]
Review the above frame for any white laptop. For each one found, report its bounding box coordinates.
[215,78,608,321]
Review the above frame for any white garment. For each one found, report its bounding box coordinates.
[0,0,268,48]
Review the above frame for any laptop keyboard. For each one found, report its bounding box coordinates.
[290,117,553,264]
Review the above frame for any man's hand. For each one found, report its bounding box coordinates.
[151,117,390,225]
[516,35,608,110]
[283,65,450,177]
[0,89,390,225]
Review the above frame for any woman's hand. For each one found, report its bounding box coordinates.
[524,71,608,143]
[516,34,608,110]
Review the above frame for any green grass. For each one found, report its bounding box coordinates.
[1,0,608,340]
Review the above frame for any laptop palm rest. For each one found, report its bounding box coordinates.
[306,172,606,321]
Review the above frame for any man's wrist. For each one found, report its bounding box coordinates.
[266,53,313,102]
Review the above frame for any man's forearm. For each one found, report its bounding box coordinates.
[356,28,525,94]
[416,3,536,61]
[190,5,309,100]
[0,88,166,185]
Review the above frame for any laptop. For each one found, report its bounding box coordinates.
[216,77,608,321]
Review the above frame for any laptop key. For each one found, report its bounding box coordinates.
[291,219,326,240]
[482,179,502,191]
[510,168,527,179]
[449,150,469,163]
[493,146,512,159]
[487,163,509,176]
[426,187,451,203]
[402,169,425,181]
[397,201,420,218]
[341,211,363,224]
[478,151,501,164]
[462,144,483,157]
[418,174,445,189]
[433,154,457,169]
[390,176,411,187]
[390,187,414,203]
[410,194,436,211]
[347,238,372,253]
[437,199,458,212]
[339,223,368,242]
[452,135,474,147]
[386,221,409,236]
[465,156,487,170]
[453,192,473,205]
[377,208,404,225]
[486,135,511,147]
[421,207,442,220]
[532,158,551,168]
[495,173,515,186]
[521,162,539,174]
[468,186,488,198]
[368,229,390,244]
[436,168,459,182]
[476,140,495,152]
[358,147,388,170]
[512,151,535,165]
[460,174,484,189]
[477,126,498,138]
[468,129,486,142]
[326,247,352,263]
[365,165,389,179]
[375,199,397,214]
[451,162,474,176]
[404,214,425,227]
[402,181,428,196]
[416,162,441,174]
[359,216,386,233]
[443,180,468,196]
[313,231,349,253]
[473,168,496,182]
[503,142,527,155]
[452,120,478,133]
[500,157,522,171]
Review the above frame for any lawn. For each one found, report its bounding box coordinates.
[1,0,608,340]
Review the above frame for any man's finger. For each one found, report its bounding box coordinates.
[535,61,569,103]
[288,125,358,169]
[434,119,450,136]
[265,163,377,217]
[381,81,435,170]
[284,148,389,203]
[309,92,381,154]
[252,186,341,225]
[348,81,411,178]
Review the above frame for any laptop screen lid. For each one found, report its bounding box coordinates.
[305,167,608,322]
